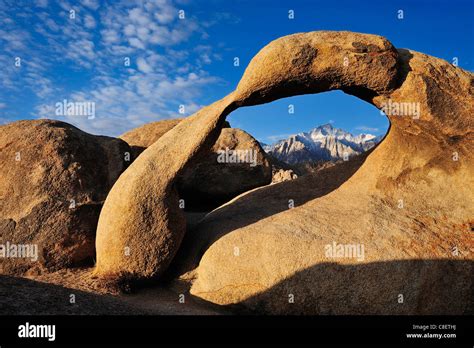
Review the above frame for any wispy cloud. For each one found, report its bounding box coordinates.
[1,0,224,135]
[37,71,217,136]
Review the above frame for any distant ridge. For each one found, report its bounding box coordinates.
[261,123,382,164]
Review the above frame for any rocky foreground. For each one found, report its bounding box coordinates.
[1,31,473,315]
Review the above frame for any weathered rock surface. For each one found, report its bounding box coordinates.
[271,168,298,183]
[272,169,298,184]
[177,128,272,209]
[95,94,237,280]
[95,31,473,314]
[0,120,130,275]
[119,119,182,160]
[120,121,271,210]
[119,118,232,160]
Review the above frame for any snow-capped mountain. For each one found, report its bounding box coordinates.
[263,124,382,164]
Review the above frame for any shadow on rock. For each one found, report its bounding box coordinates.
[227,259,473,315]
[169,150,372,277]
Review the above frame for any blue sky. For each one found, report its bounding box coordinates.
[0,0,472,143]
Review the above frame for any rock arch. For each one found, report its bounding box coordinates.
[95,31,473,313]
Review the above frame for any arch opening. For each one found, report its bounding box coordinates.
[227,90,390,177]
[172,91,392,277]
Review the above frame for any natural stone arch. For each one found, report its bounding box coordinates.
[95,29,474,307]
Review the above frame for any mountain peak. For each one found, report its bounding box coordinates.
[313,123,336,133]
[318,123,334,129]
[265,124,381,164]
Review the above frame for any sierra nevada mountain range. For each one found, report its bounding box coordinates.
[261,123,383,164]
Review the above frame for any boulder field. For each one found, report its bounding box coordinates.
[0,118,270,275]
[2,30,471,315]
[94,31,473,314]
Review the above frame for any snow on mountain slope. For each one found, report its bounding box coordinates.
[265,124,382,164]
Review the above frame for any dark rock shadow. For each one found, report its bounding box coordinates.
[226,259,473,315]
[168,149,375,277]
[0,275,147,315]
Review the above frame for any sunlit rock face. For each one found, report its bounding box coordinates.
[94,31,473,314]
[0,119,130,275]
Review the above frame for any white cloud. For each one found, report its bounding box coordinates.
[101,29,120,44]
[36,70,218,136]
[44,18,60,32]
[123,24,136,36]
[136,26,150,41]
[101,1,199,49]
[65,39,96,67]
[182,102,204,115]
[1,0,224,136]
[136,57,153,73]
[154,5,176,24]
[24,72,55,99]
[194,45,219,65]
[81,0,100,11]
[84,14,96,29]
[128,37,145,49]
[129,8,150,26]
[0,28,30,51]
